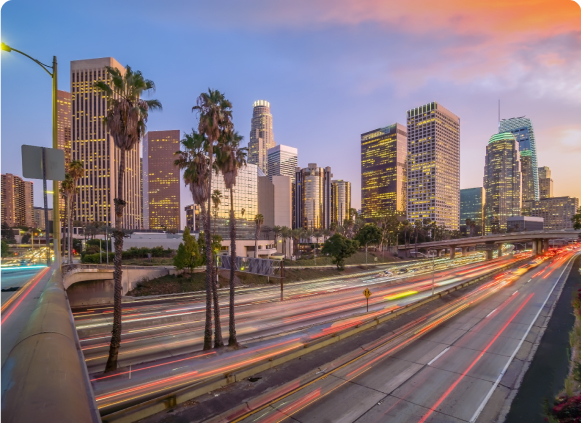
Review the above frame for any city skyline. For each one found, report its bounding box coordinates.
[3,1,580,223]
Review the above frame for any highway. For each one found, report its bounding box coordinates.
[227,247,580,423]
[84,252,536,415]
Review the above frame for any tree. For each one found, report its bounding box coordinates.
[173,227,200,277]
[94,65,162,372]
[194,89,233,349]
[174,130,213,350]
[1,240,11,257]
[321,234,359,270]
[254,214,264,258]
[211,189,222,234]
[281,226,291,257]
[215,129,247,347]
[572,207,581,230]
[291,228,302,257]
[60,174,74,262]
[67,160,85,263]
[355,223,382,264]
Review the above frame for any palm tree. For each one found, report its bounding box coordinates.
[174,130,213,350]
[254,214,264,258]
[67,160,84,263]
[281,226,291,257]
[291,228,302,257]
[215,130,247,347]
[59,174,74,263]
[272,226,282,247]
[211,189,222,234]
[95,66,161,372]
[194,89,233,349]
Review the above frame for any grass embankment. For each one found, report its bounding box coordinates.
[127,264,382,297]
[286,250,399,267]
[122,257,175,266]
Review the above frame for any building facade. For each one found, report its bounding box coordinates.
[293,164,332,230]
[483,132,522,234]
[460,187,485,235]
[33,207,54,231]
[524,196,579,230]
[361,123,407,219]
[70,57,141,229]
[267,144,297,183]
[407,102,460,230]
[331,180,351,226]
[1,173,34,228]
[507,216,544,232]
[538,166,553,199]
[248,100,275,174]
[184,204,201,231]
[143,130,181,230]
[499,117,539,202]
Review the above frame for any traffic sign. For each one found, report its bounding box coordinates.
[363,288,371,298]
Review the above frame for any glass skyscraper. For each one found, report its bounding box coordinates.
[267,144,297,183]
[483,132,521,233]
[360,123,407,219]
[538,166,553,199]
[331,180,351,226]
[499,117,539,202]
[293,164,332,230]
[460,187,485,235]
[248,100,275,174]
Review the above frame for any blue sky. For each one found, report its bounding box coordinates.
[2,0,580,226]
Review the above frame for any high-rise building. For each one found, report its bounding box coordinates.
[184,204,201,231]
[499,117,539,202]
[331,180,351,226]
[33,207,54,231]
[361,123,407,219]
[248,100,275,174]
[1,173,34,228]
[538,166,553,199]
[143,130,181,230]
[407,102,460,230]
[70,58,141,228]
[523,196,578,230]
[57,90,72,223]
[483,132,521,233]
[293,164,332,230]
[460,187,485,235]
[267,144,297,183]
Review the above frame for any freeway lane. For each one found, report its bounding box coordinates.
[91,254,533,414]
[229,249,579,423]
[79,254,520,374]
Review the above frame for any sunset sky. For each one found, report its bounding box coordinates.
[2,0,580,224]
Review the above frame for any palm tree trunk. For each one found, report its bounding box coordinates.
[104,149,126,373]
[68,196,73,264]
[200,202,213,350]
[228,188,238,347]
[63,197,68,262]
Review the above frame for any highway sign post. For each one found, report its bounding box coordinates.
[363,288,371,312]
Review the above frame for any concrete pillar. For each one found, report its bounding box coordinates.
[449,246,456,260]
[486,249,493,260]
[532,240,538,255]
[543,239,549,252]
[498,245,504,257]
[462,246,469,256]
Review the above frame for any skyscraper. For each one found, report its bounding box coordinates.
[538,166,553,199]
[483,132,521,233]
[407,102,460,230]
[267,144,297,183]
[361,123,407,219]
[248,100,275,174]
[460,187,485,235]
[294,164,332,230]
[499,117,539,202]
[70,58,141,228]
[57,90,72,223]
[143,130,181,230]
[524,196,579,230]
[1,173,34,228]
[331,180,351,226]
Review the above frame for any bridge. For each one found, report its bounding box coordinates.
[397,229,581,260]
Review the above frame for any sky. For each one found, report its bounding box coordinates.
[1,0,580,227]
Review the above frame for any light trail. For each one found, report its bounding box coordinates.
[1,267,50,324]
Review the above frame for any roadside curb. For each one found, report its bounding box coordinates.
[100,257,530,423]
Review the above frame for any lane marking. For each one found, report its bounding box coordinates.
[485,308,497,318]
[427,347,450,366]
[469,252,579,423]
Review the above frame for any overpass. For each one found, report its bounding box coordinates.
[397,229,581,260]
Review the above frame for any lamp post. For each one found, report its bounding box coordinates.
[2,42,60,266]
[411,250,437,295]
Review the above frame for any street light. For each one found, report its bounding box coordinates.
[411,250,437,296]
[1,42,60,266]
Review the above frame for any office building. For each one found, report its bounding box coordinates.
[507,216,544,232]
[143,130,181,231]
[248,100,275,174]
[524,196,579,230]
[267,144,297,183]
[483,132,522,233]
[331,180,351,226]
[184,204,201,231]
[1,173,34,228]
[33,207,54,231]
[57,90,72,223]
[499,117,539,202]
[361,123,407,218]
[538,166,553,199]
[460,187,485,235]
[70,57,141,228]
[407,102,460,230]
[293,164,332,230]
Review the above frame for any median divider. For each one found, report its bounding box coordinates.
[100,257,530,423]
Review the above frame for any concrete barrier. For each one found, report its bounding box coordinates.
[1,267,101,423]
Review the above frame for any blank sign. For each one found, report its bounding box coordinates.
[21,145,65,181]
